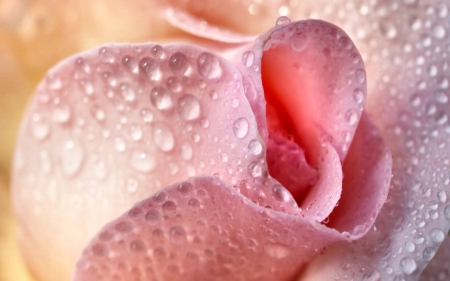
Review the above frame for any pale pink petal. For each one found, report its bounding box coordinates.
[12,42,299,281]
[296,1,450,280]
[72,176,343,281]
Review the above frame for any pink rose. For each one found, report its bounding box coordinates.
[10,1,450,281]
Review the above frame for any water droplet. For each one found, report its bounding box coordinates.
[129,239,147,253]
[130,149,156,173]
[51,101,71,124]
[122,55,138,74]
[79,79,94,95]
[60,140,84,176]
[151,45,164,59]
[399,257,417,275]
[145,209,161,225]
[166,76,182,93]
[139,57,161,80]
[129,124,143,141]
[46,74,62,90]
[248,139,263,155]
[405,242,415,252]
[422,246,436,261]
[140,108,154,123]
[272,184,290,202]
[437,190,447,202]
[220,153,229,163]
[276,16,291,26]
[197,52,222,79]
[356,69,366,83]
[120,83,136,103]
[264,243,291,259]
[126,178,138,193]
[290,32,308,52]
[169,226,187,245]
[362,270,381,281]
[176,182,192,197]
[353,88,364,104]
[242,51,255,67]
[114,220,133,232]
[114,137,126,152]
[153,123,175,152]
[188,198,200,210]
[178,94,201,120]
[92,243,109,257]
[248,161,262,177]
[169,52,189,76]
[345,109,359,125]
[162,201,177,216]
[181,141,193,161]
[232,98,240,109]
[233,117,249,138]
[444,204,450,219]
[150,86,173,112]
[432,25,446,39]
[99,47,114,63]
[429,228,445,243]
[31,113,50,141]
[209,90,218,100]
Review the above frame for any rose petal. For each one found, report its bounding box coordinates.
[12,42,298,281]
[72,176,343,281]
[420,236,450,281]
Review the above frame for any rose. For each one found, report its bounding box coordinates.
[2,1,450,281]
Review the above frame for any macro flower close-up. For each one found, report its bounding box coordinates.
[1,0,450,281]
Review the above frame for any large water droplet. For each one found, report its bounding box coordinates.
[130,149,156,173]
[166,76,182,93]
[145,209,161,225]
[122,55,138,74]
[150,86,173,112]
[248,161,262,177]
[169,52,189,76]
[197,52,222,79]
[276,16,291,26]
[153,123,175,152]
[429,228,445,243]
[248,139,263,155]
[60,140,84,176]
[151,45,165,59]
[233,117,249,138]
[178,94,201,120]
[162,201,177,216]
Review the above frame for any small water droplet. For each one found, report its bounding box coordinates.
[79,79,94,95]
[233,117,249,138]
[140,108,154,124]
[181,141,193,161]
[126,178,138,193]
[242,51,255,67]
[99,47,114,63]
[120,83,136,103]
[429,228,445,243]
[51,101,71,124]
[169,52,189,76]
[122,55,138,74]
[139,57,161,80]
[422,246,436,261]
[248,161,262,177]
[129,124,143,141]
[264,243,291,259]
[47,74,62,90]
[345,109,359,125]
[399,257,417,275]
[166,76,182,93]
[150,86,174,112]
[129,239,147,253]
[188,198,200,210]
[130,149,156,173]
[92,243,109,257]
[151,45,165,59]
[114,137,126,152]
[197,52,222,79]
[362,270,381,281]
[176,182,192,197]
[153,123,175,152]
[220,153,229,163]
[114,220,133,232]
[145,209,161,225]
[290,32,308,52]
[356,69,366,83]
[232,98,240,108]
[353,88,364,104]
[276,16,291,26]
[60,140,84,176]
[178,94,201,120]
[437,190,447,202]
[162,201,177,216]
[169,226,187,245]
[432,25,446,39]
[31,113,50,141]
[272,184,290,202]
[248,139,263,155]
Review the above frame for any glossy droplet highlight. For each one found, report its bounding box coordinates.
[233,117,249,138]
[139,57,161,80]
[153,123,175,152]
[169,52,189,76]
[60,140,84,176]
[150,86,173,112]
[197,52,222,79]
[178,94,201,120]
[248,139,263,155]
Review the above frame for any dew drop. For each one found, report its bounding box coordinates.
[272,184,290,202]
[264,243,291,259]
[114,220,133,233]
[276,16,291,26]
[150,86,173,112]
[444,204,450,219]
[429,228,445,243]
[356,69,366,83]
[120,83,136,103]
[432,25,446,39]
[145,209,161,225]
[181,141,193,161]
[91,105,105,121]
[188,198,200,210]
[129,124,143,141]
[166,76,182,93]
[79,79,94,95]
[197,52,222,79]
[169,226,187,245]
[126,178,138,193]
[31,113,50,141]
[422,246,436,261]
[169,52,189,76]
[114,137,126,152]
[345,109,359,125]
[139,57,161,80]
[437,190,447,202]
[248,139,263,155]
[248,161,262,177]
[60,140,84,176]
[399,257,417,275]
[52,101,71,124]
[233,117,249,138]
[151,45,164,59]
[130,149,156,173]
[122,55,138,74]
[177,182,192,197]
[220,153,229,163]
[92,243,109,257]
[46,74,62,90]
[242,51,255,67]
[209,90,218,100]
[140,108,154,123]
[130,239,147,253]
[162,201,177,216]
[290,33,308,52]
[353,88,364,104]
[153,123,175,152]
[178,94,201,120]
